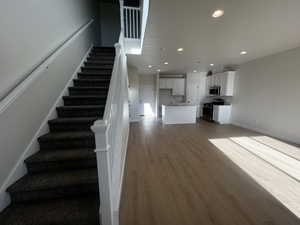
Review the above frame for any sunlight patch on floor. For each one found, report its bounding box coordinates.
[209,137,300,218]
[252,136,300,161]
[230,137,300,181]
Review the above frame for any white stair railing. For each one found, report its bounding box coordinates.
[92,31,129,225]
[124,6,141,39]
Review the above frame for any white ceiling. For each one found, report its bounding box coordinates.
[127,0,300,75]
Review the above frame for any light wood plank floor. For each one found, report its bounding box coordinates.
[120,119,300,225]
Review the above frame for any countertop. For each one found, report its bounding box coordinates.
[162,103,198,107]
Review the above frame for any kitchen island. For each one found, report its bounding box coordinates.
[162,104,198,124]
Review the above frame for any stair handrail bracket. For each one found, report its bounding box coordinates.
[92,32,129,225]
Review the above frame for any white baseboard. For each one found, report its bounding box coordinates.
[0,45,93,212]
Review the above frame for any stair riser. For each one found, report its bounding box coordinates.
[84,62,114,67]
[39,137,95,150]
[81,68,112,74]
[89,52,115,57]
[91,48,115,53]
[87,56,115,61]
[57,108,104,118]
[86,59,114,64]
[49,121,96,132]
[74,80,110,87]
[63,98,106,106]
[78,74,111,80]
[69,89,108,96]
[10,184,98,203]
[26,159,97,174]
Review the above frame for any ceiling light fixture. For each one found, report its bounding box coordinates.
[164,62,169,65]
[240,51,247,55]
[193,70,197,73]
[148,65,152,68]
[157,69,161,72]
[210,64,214,66]
[177,48,184,52]
[212,9,224,18]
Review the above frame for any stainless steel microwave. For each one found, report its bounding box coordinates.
[209,86,221,96]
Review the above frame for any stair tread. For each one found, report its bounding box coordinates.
[0,196,99,225]
[57,105,105,109]
[63,95,107,99]
[49,117,99,124]
[74,78,111,81]
[82,66,113,69]
[69,86,109,90]
[25,149,96,164]
[8,168,97,193]
[39,131,94,142]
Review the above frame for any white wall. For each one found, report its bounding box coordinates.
[128,66,140,121]
[0,0,96,100]
[232,47,300,144]
[0,0,96,211]
[186,72,207,117]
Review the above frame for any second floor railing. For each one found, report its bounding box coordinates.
[123,6,141,39]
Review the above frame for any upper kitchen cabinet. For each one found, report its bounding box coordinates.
[219,72,235,96]
[159,78,185,96]
[172,78,185,96]
[206,71,236,96]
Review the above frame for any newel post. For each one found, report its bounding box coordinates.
[92,120,114,225]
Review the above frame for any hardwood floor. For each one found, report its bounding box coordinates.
[120,119,300,225]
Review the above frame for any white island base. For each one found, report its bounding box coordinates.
[162,104,197,124]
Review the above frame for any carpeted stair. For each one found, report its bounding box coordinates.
[0,46,115,225]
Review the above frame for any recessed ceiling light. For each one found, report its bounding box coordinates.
[240,51,247,55]
[210,64,214,66]
[157,69,161,72]
[164,62,169,65]
[193,70,197,73]
[212,9,224,18]
[148,65,152,68]
[177,48,184,52]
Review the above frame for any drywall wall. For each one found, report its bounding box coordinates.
[99,2,121,46]
[0,0,96,211]
[0,0,97,100]
[186,72,207,117]
[128,65,140,122]
[231,47,300,144]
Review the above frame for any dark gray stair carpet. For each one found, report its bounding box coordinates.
[0,196,99,225]
[25,149,96,173]
[49,117,98,132]
[69,87,109,96]
[0,46,114,225]
[56,105,105,118]
[8,169,98,203]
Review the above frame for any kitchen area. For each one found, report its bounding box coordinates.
[157,71,236,125]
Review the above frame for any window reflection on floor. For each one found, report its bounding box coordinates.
[209,136,300,218]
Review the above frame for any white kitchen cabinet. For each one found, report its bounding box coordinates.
[159,78,185,96]
[219,72,235,96]
[159,78,167,89]
[206,71,236,97]
[213,105,232,124]
[172,78,185,95]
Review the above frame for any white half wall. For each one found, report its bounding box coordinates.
[231,47,300,144]
[128,65,140,122]
[0,1,96,211]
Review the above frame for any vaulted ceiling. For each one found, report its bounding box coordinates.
[127,0,300,75]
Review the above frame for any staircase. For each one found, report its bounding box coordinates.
[0,46,115,225]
